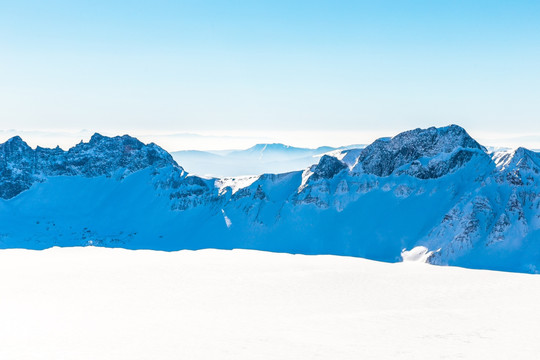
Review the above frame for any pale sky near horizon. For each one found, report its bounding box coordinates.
[1,1,539,150]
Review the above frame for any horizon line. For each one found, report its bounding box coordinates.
[0,127,539,152]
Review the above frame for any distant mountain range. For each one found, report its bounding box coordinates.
[0,125,538,273]
[171,143,364,177]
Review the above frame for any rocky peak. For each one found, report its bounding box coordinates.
[0,136,32,153]
[84,133,144,151]
[0,134,181,199]
[310,155,347,181]
[0,136,34,170]
[494,147,539,170]
[501,147,539,172]
[356,125,486,177]
[4,135,27,145]
[89,132,105,143]
[65,133,178,174]
[493,147,540,185]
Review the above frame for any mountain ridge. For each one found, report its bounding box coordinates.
[171,142,364,177]
[0,133,181,199]
[0,124,538,273]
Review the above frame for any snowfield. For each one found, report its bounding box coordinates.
[1,247,539,359]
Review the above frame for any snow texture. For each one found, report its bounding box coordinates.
[0,247,539,360]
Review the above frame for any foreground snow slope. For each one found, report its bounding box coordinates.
[0,247,539,360]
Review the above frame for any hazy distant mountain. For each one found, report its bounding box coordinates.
[0,125,539,273]
[171,143,364,177]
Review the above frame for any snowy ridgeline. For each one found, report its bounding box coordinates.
[1,247,539,360]
[0,125,539,273]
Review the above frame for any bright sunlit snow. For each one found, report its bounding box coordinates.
[0,247,539,360]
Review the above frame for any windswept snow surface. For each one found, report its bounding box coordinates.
[0,248,539,360]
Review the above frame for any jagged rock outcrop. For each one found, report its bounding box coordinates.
[353,125,486,177]
[310,155,347,181]
[0,133,181,199]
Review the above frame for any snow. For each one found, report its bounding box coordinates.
[222,209,233,228]
[215,175,259,194]
[401,245,435,262]
[0,247,539,360]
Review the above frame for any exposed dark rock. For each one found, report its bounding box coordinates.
[357,125,485,177]
[310,155,347,181]
[0,134,180,199]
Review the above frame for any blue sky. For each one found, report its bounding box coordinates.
[1,1,539,149]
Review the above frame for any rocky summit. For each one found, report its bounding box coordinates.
[0,125,538,273]
[0,133,179,199]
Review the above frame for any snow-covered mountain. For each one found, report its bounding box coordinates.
[0,133,178,199]
[171,143,363,177]
[0,125,538,273]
